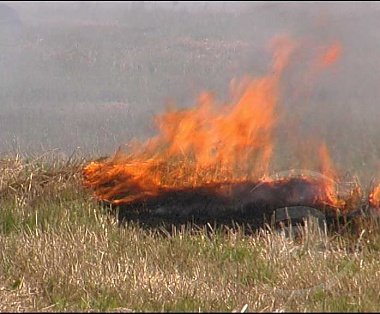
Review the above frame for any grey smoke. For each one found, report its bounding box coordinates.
[1,1,379,185]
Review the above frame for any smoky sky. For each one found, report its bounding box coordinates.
[1,1,380,181]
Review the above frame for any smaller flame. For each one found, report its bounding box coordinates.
[369,184,380,208]
[319,43,342,69]
[318,143,346,208]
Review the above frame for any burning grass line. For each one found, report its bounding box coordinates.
[82,36,368,225]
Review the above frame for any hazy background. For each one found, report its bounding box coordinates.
[1,1,380,181]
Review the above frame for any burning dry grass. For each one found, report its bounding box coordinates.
[0,153,380,311]
[81,36,365,227]
[83,38,335,202]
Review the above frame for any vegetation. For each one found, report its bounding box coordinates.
[0,153,379,312]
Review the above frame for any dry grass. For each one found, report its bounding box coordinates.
[0,153,380,312]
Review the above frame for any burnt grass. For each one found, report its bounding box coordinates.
[102,177,372,235]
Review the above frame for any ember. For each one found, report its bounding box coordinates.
[83,36,363,228]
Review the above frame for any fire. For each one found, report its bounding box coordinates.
[369,169,380,208]
[368,178,380,219]
[318,43,342,69]
[83,36,353,212]
[369,185,380,208]
[318,142,346,208]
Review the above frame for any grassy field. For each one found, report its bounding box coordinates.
[0,153,380,312]
[1,2,380,311]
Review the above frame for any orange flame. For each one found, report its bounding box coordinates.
[319,43,342,69]
[369,185,380,208]
[318,142,346,208]
[83,36,349,210]
[369,168,380,208]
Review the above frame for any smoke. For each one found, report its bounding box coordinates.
[1,1,379,183]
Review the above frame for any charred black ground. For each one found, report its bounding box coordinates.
[99,177,372,233]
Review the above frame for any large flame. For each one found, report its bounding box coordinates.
[83,36,350,210]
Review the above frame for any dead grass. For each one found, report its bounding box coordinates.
[0,153,380,312]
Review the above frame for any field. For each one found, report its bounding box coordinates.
[1,1,380,312]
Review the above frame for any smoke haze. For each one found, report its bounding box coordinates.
[1,1,380,182]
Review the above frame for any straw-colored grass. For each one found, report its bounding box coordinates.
[1,153,380,312]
